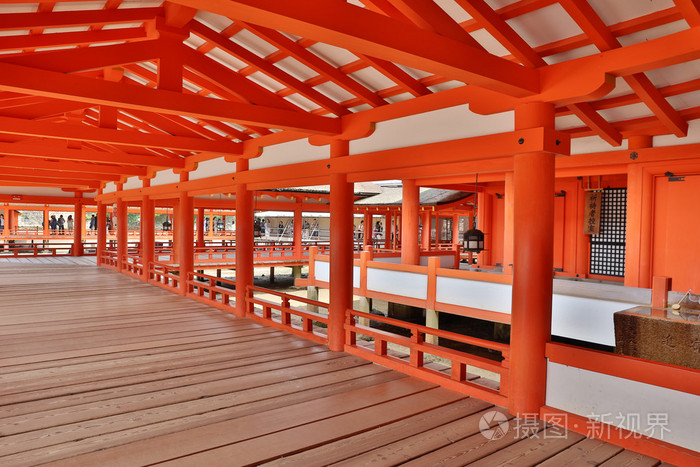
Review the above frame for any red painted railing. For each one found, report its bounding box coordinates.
[246,285,329,344]
[186,271,236,311]
[0,241,74,256]
[149,261,180,290]
[344,308,509,406]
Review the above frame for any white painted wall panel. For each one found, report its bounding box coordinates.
[546,361,699,451]
[436,276,513,314]
[551,295,638,347]
[315,260,329,282]
[353,265,360,288]
[367,268,427,300]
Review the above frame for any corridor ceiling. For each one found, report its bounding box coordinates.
[0,0,699,194]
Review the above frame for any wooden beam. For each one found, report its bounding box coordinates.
[0,156,147,177]
[674,0,700,27]
[0,62,342,135]
[0,115,242,154]
[0,27,147,52]
[190,21,349,116]
[561,0,688,137]
[0,174,99,189]
[0,8,163,30]
[0,141,185,168]
[1,40,169,74]
[170,0,540,96]
[0,167,121,182]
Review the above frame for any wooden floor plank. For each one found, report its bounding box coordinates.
[599,449,663,466]
[262,397,493,467]
[0,261,667,467]
[537,437,624,466]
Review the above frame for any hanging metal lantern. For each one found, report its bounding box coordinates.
[463,224,484,253]
[463,173,484,253]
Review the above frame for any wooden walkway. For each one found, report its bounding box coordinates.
[0,260,664,466]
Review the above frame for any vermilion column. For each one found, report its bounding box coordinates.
[503,172,515,274]
[72,196,83,256]
[235,159,254,317]
[452,213,460,249]
[421,211,430,251]
[401,179,420,265]
[96,201,106,266]
[293,203,302,256]
[363,212,371,248]
[141,195,155,280]
[509,102,556,417]
[178,191,194,296]
[196,207,205,247]
[329,139,353,351]
[43,207,49,236]
[116,197,127,271]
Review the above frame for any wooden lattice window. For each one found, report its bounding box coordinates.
[589,188,627,277]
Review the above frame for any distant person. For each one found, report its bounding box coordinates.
[50,215,57,235]
[67,215,74,232]
[89,214,96,231]
[0,213,4,231]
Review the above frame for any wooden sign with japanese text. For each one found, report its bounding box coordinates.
[584,191,601,235]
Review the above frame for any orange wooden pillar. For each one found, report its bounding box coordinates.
[478,191,493,266]
[421,210,430,251]
[509,102,556,417]
[2,205,9,237]
[401,180,420,265]
[329,139,353,351]
[178,191,194,296]
[386,211,393,250]
[96,201,106,266]
[452,213,460,249]
[141,190,155,281]
[171,199,180,263]
[116,195,128,271]
[363,211,371,249]
[293,203,302,256]
[43,206,49,236]
[72,194,84,256]
[235,160,254,317]
[625,135,654,287]
[503,172,515,274]
[196,207,205,247]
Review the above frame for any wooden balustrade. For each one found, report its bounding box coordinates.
[148,261,180,290]
[345,308,509,406]
[246,285,329,344]
[185,271,236,311]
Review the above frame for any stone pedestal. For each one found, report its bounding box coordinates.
[614,306,700,369]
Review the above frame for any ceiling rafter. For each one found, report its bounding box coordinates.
[168,0,539,96]
[0,62,342,135]
[674,0,700,27]
[0,27,147,53]
[0,115,242,154]
[455,0,621,145]
[561,0,688,137]
[0,174,100,189]
[1,39,169,74]
[124,62,272,137]
[239,21,389,108]
[0,166,121,182]
[387,0,485,49]
[190,21,350,116]
[0,7,163,31]
[0,140,185,168]
[0,156,147,177]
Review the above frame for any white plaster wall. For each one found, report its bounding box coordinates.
[546,361,700,451]
[353,265,360,289]
[366,268,427,300]
[350,104,515,154]
[250,139,329,170]
[551,295,639,346]
[436,276,513,314]
[315,260,329,282]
